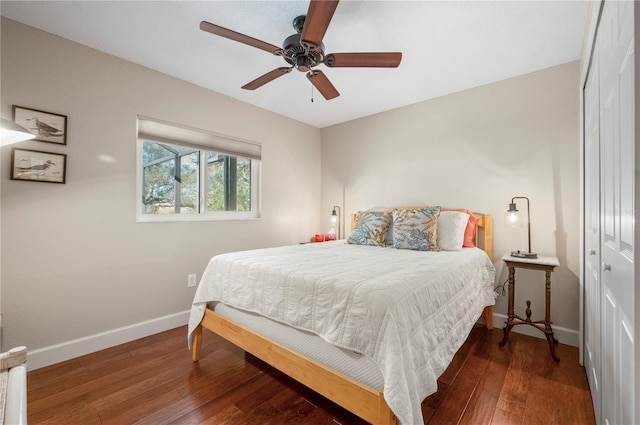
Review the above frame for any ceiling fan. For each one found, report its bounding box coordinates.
[200,0,402,100]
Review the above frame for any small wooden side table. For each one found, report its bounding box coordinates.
[498,254,561,362]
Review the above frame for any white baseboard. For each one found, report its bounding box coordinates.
[27,310,190,371]
[492,313,580,347]
[25,310,579,371]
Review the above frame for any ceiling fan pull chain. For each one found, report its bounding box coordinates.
[311,85,314,103]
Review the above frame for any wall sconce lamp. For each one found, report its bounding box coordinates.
[331,205,341,240]
[505,196,537,259]
[1,118,35,146]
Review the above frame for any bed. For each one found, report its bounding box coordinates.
[188,207,495,425]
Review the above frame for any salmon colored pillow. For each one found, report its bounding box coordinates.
[453,208,478,247]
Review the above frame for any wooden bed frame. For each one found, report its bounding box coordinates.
[192,210,493,425]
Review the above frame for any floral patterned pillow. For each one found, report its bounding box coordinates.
[392,206,441,251]
[347,210,393,247]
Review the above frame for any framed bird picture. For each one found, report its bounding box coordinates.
[12,105,67,145]
[10,148,67,184]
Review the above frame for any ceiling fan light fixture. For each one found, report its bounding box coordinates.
[295,56,313,72]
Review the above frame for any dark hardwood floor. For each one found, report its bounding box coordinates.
[27,325,595,424]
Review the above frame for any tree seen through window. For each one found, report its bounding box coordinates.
[142,141,251,214]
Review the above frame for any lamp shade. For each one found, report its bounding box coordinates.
[1,118,35,145]
[504,203,522,228]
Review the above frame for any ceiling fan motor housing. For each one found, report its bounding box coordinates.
[282,32,324,72]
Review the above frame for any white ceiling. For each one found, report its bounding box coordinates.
[1,1,588,128]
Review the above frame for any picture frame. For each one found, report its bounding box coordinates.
[12,105,67,145]
[10,148,67,184]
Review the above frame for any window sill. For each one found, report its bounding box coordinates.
[136,213,261,223]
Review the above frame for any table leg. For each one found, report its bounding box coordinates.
[545,332,560,362]
[499,266,515,347]
[545,270,560,362]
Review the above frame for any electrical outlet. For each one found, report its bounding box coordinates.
[187,273,197,288]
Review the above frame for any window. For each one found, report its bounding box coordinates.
[136,116,260,221]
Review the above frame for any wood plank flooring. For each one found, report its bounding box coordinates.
[27,325,595,425]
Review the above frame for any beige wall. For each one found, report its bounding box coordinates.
[321,61,581,343]
[0,18,322,366]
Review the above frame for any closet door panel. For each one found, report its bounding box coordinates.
[601,288,617,424]
[616,17,634,425]
[598,1,635,424]
[583,39,601,423]
[619,41,634,260]
[620,318,634,425]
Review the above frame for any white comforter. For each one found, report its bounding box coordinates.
[188,241,495,425]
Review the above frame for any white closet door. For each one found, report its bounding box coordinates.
[584,39,601,424]
[598,1,635,424]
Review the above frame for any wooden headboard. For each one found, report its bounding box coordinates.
[349,208,493,261]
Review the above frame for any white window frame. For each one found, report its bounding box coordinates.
[136,116,261,223]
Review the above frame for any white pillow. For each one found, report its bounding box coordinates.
[438,211,470,251]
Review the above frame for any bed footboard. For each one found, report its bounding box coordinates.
[191,304,492,423]
[191,324,202,362]
[484,305,494,330]
[192,307,397,425]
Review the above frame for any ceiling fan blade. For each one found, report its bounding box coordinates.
[242,67,292,90]
[307,70,339,100]
[300,0,339,48]
[200,21,280,54]
[325,52,402,68]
